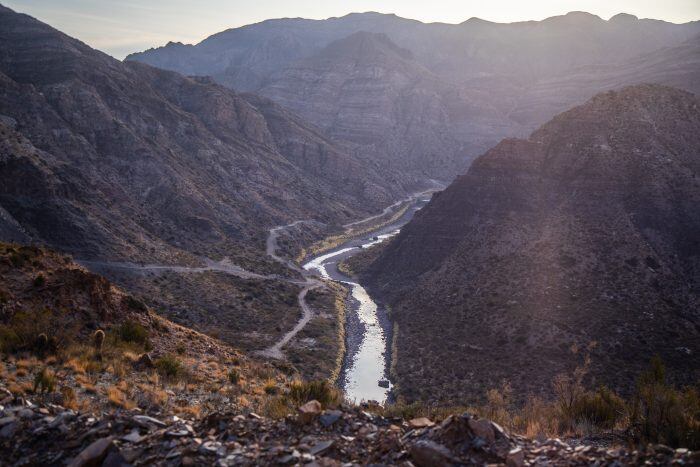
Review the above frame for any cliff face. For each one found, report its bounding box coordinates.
[128,12,700,176]
[0,5,403,262]
[365,85,700,404]
[260,32,464,179]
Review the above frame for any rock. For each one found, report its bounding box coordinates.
[102,449,132,467]
[68,437,114,467]
[468,418,495,443]
[309,440,334,456]
[0,415,16,427]
[409,417,434,429]
[298,400,322,424]
[121,430,143,443]
[132,415,166,427]
[0,421,17,438]
[506,447,525,467]
[409,440,454,467]
[136,353,154,368]
[319,410,343,427]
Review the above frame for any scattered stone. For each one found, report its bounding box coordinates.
[68,436,113,467]
[136,353,154,368]
[409,417,434,429]
[298,400,322,424]
[309,440,334,456]
[468,417,495,443]
[319,410,342,427]
[410,440,454,466]
[132,415,166,427]
[506,447,525,467]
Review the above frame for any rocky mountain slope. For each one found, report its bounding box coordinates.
[0,4,403,264]
[261,32,464,179]
[364,85,700,404]
[128,12,700,173]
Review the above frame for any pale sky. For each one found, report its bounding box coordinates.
[4,0,700,59]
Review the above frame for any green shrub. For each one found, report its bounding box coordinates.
[124,296,147,312]
[9,250,31,268]
[570,386,625,429]
[629,356,700,448]
[228,369,240,385]
[0,325,21,353]
[155,355,186,382]
[117,321,150,348]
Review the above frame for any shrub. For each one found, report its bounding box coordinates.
[124,296,147,312]
[155,355,186,382]
[33,367,56,393]
[228,369,240,385]
[93,330,105,353]
[629,356,700,449]
[117,321,150,348]
[287,380,342,408]
[570,386,625,429]
[33,274,46,287]
[264,380,278,395]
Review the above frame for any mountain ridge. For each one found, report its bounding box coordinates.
[364,84,700,404]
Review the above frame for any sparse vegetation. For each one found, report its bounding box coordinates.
[287,380,342,408]
[228,369,240,385]
[629,356,700,448]
[33,274,46,287]
[33,367,56,393]
[155,355,187,382]
[116,321,151,349]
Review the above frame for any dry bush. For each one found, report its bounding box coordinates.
[287,380,342,408]
[33,367,56,393]
[107,385,135,409]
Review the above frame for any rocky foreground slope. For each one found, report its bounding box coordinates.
[3,400,695,466]
[0,245,695,466]
[365,85,700,405]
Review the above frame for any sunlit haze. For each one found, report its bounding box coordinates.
[4,0,700,58]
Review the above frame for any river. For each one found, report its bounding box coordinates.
[303,195,433,404]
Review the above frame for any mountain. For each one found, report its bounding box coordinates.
[260,32,465,179]
[363,85,700,404]
[0,4,404,263]
[509,33,700,126]
[128,11,700,177]
[128,11,700,89]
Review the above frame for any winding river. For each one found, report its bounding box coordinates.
[303,196,433,403]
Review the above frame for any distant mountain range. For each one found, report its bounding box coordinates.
[364,84,700,404]
[0,5,406,263]
[128,11,700,177]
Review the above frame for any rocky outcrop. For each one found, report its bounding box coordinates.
[0,5,404,263]
[365,85,700,404]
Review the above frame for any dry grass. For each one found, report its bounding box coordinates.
[107,385,136,409]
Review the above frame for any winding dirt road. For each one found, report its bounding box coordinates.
[79,185,443,361]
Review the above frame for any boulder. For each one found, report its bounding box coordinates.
[298,400,322,424]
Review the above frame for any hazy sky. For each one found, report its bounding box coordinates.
[5,0,700,59]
